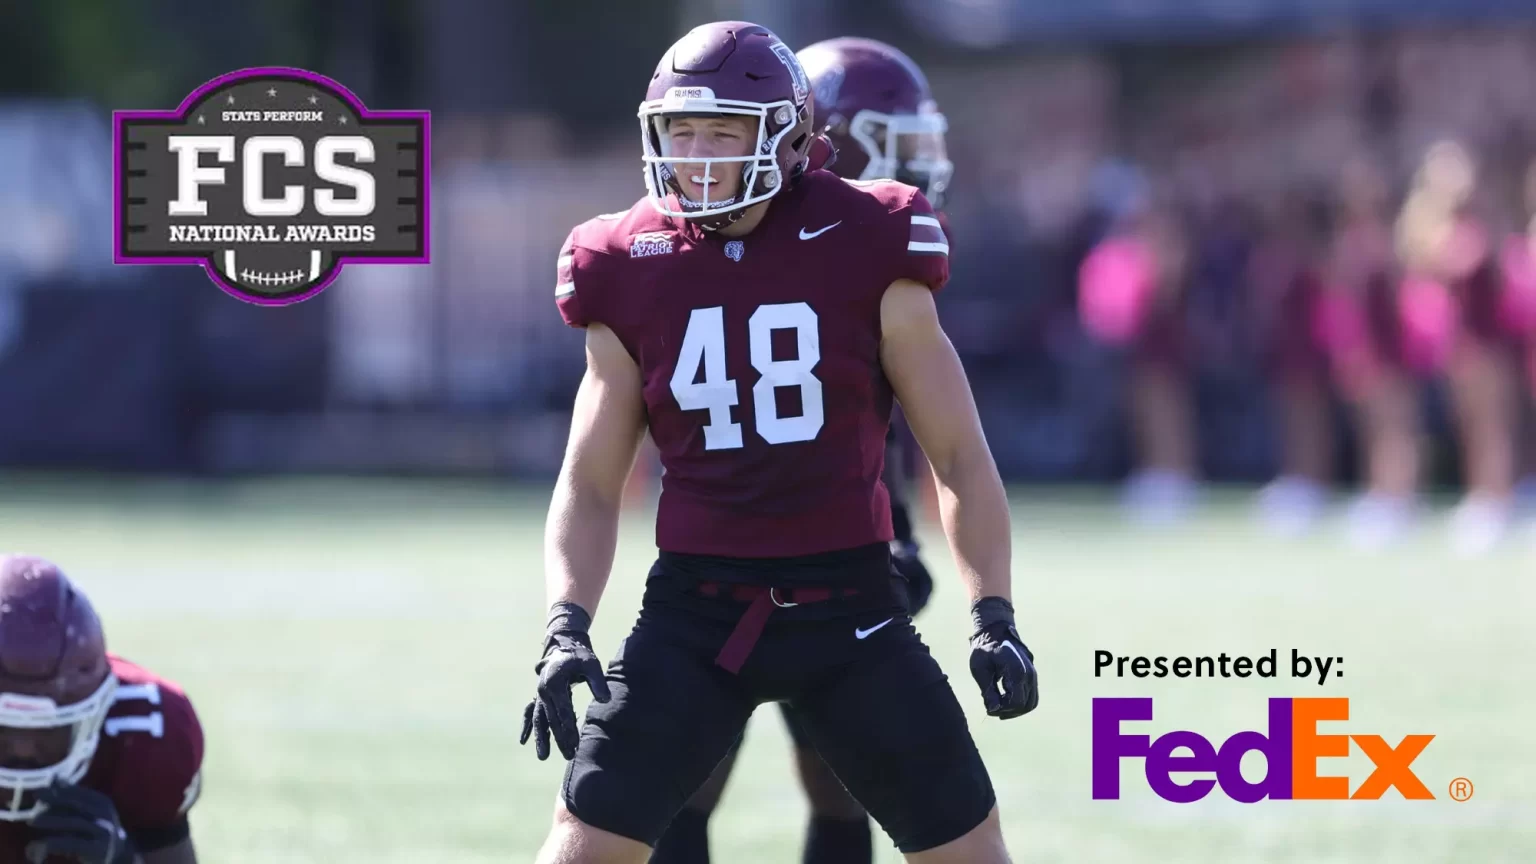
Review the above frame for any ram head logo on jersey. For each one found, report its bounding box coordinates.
[113,67,430,306]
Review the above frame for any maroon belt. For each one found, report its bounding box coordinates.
[698,582,859,674]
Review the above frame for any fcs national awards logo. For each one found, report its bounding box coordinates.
[113,67,430,305]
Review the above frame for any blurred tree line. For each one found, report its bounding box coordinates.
[0,0,688,139]
[0,0,945,143]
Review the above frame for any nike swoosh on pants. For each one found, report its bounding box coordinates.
[855,617,895,639]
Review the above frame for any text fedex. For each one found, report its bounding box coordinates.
[1091,697,1436,802]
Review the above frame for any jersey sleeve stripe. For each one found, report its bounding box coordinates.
[556,251,576,297]
[909,221,947,244]
[910,215,942,229]
[907,240,949,255]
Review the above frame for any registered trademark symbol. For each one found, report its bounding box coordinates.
[1448,777,1474,802]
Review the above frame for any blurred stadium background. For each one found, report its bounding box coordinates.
[2,0,1534,861]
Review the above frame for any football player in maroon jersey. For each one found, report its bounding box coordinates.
[0,555,204,864]
[648,36,956,864]
[519,21,1035,864]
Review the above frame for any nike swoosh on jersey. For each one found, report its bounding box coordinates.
[854,617,895,639]
[799,221,842,240]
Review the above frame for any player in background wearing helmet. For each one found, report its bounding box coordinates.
[520,20,1034,864]
[648,36,954,864]
[0,555,204,864]
[795,34,950,620]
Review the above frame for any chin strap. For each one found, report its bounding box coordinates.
[806,134,836,172]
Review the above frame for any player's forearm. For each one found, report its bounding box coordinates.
[929,445,1012,604]
[543,477,621,616]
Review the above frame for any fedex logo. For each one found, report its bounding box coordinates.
[1092,697,1435,802]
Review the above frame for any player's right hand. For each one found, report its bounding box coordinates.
[25,781,135,864]
[520,602,611,761]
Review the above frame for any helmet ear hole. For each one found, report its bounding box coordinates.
[790,133,807,153]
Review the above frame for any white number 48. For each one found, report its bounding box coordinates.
[669,302,824,450]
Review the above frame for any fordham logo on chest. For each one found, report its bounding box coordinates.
[629,232,675,259]
[724,240,744,262]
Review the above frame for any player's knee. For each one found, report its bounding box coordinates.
[793,745,866,820]
[537,801,652,864]
[902,806,1008,864]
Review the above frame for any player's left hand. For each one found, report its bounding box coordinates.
[890,541,933,617]
[25,781,136,864]
[968,596,1038,720]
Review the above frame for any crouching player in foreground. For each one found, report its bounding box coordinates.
[649,35,955,864]
[520,21,1037,864]
[0,555,204,864]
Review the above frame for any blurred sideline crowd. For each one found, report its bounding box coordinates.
[934,29,1536,552]
[3,21,1536,553]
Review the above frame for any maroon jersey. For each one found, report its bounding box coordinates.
[557,170,949,557]
[0,655,203,861]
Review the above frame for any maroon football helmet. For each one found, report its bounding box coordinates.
[640,21,817,230]
[796,37,952,208]
[0,555,115,821]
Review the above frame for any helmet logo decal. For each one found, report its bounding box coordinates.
[770,41,810,107]
[0,695,56,714]
[813,65,845,113]
[662,86,716,110]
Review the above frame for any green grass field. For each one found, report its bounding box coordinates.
[1,474,1532,863]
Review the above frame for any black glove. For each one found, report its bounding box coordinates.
[519,602,611,761]
[890,541,933,617]
[26,781,136,864]
[968,597,1038,720]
